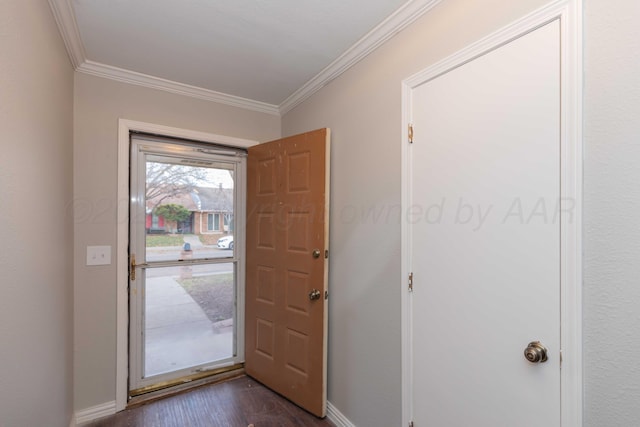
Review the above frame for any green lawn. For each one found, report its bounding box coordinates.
[146,234,187,247]
[177,273,234,322]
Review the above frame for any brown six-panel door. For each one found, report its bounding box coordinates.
[245,129,330,417]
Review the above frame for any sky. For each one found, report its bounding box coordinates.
[200,168,234,189]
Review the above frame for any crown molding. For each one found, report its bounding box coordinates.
[48,0,441,117]
[78,60,281,115]
[278,0,442,115]
[48,0,85,68]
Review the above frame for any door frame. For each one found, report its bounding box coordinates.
[400,1,583,426]
[115,119,259,411]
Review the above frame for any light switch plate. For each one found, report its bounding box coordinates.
[86,245,111,266]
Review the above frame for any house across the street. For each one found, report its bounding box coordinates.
[146,186,233,242]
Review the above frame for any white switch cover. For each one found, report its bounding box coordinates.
[86,245,111,266]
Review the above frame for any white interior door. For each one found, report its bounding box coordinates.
[408,20,561,426]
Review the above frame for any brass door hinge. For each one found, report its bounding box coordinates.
[408,124,414,144]
[409,272,414,292]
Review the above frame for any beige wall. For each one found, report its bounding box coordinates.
[583,0,640,424]
[2,0,636,424]
[0,1,74,427]
[284,0,640,425]
[282,0,555,425]
[73,73,280,409]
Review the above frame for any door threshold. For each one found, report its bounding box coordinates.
[127,364,245,409]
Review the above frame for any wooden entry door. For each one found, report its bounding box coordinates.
[245,129,330,417]
[408,20,561,426]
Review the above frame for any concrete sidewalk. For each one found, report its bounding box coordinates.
[144,276,233,377]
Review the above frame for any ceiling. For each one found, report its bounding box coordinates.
[49,0,440,115]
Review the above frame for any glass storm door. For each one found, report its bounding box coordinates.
[128,135,245,394]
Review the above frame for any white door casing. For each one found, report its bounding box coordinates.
[116,120,258,410]
[401,1,582,426]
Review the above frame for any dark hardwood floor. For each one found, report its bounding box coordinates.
[85,376,335,427]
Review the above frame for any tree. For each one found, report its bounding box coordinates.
[154,204,191,233]
[154,204,191,223]
[146,162,208,209]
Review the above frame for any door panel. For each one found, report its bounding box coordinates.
[246,129,330,417]
[409,21,560,426]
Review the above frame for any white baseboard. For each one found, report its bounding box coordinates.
[74,401,117,425]
[327,401,356,427]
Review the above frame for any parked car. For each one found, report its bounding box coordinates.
[217,235,234,249]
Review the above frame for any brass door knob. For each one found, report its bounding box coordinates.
[309,289,321,301]
[312,249,321,259]
[524,341,548,363]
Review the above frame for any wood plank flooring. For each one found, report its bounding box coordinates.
[85,376,335,427]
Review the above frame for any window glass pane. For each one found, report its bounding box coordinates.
[144,159,235,260]
[144,263,235,377]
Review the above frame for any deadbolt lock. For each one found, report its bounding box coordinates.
[524,341,548,364]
